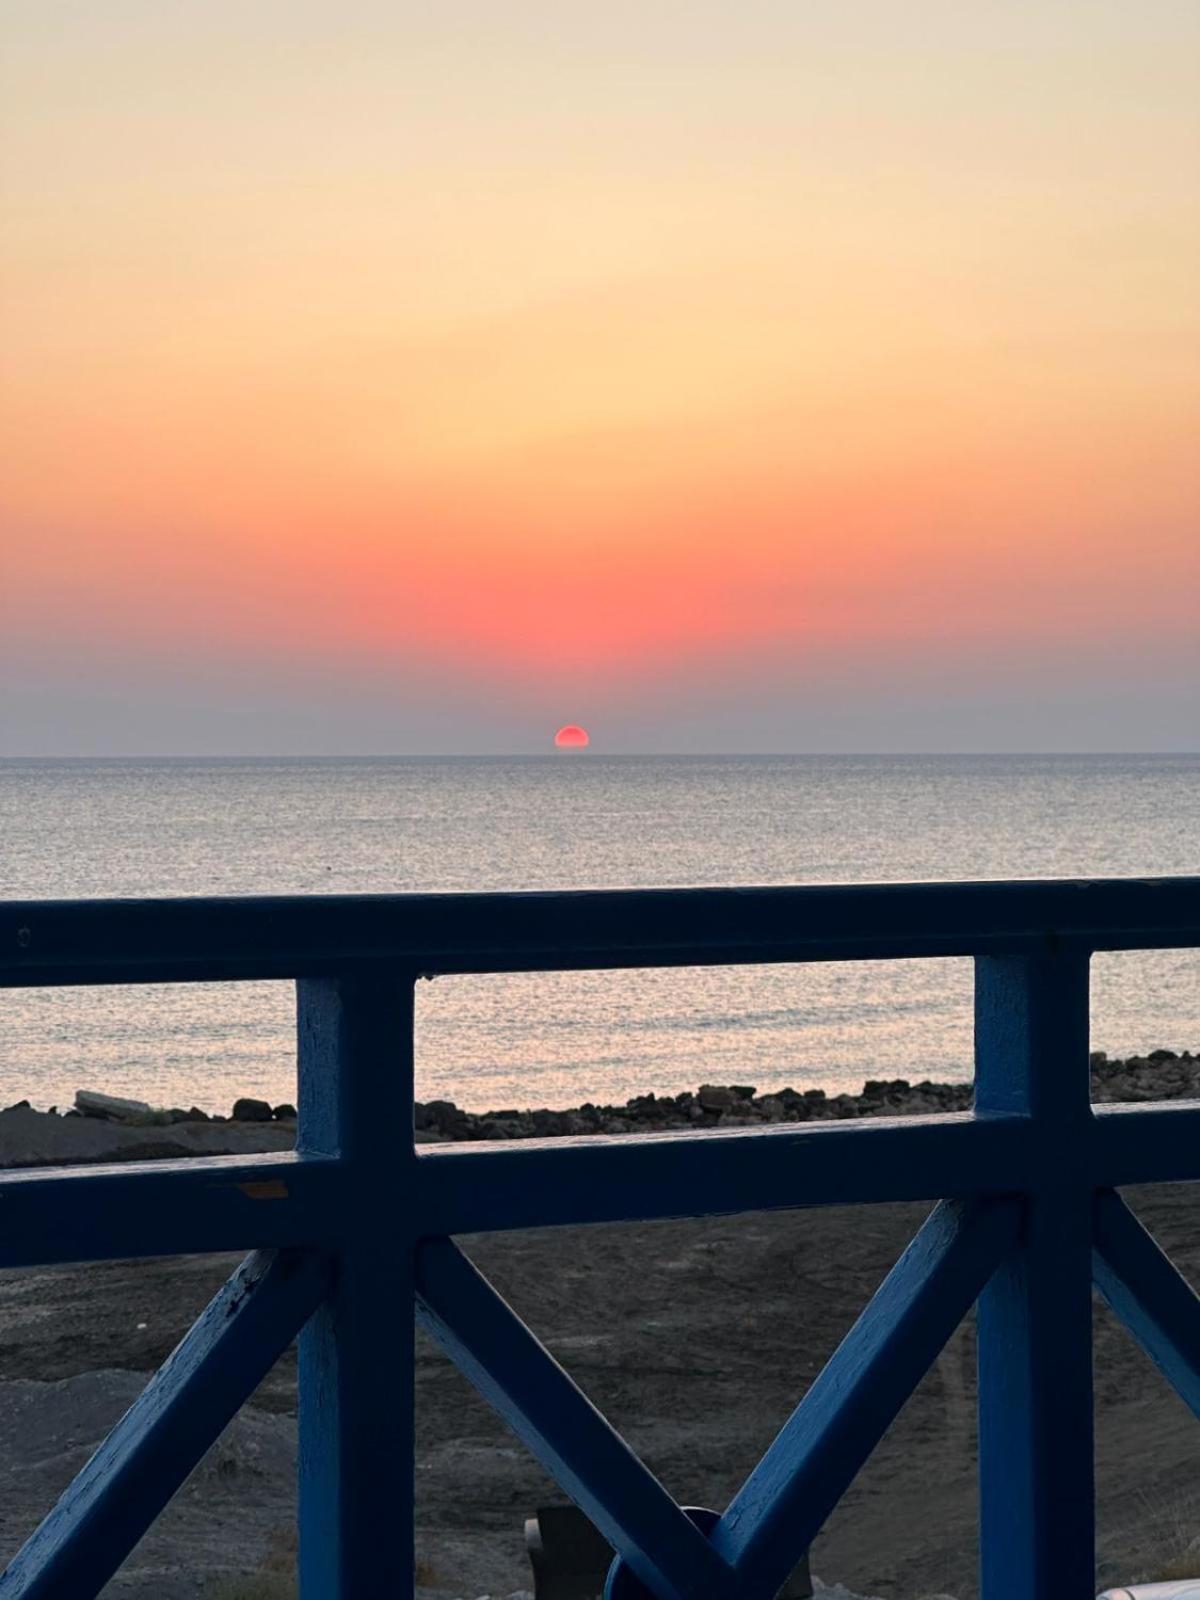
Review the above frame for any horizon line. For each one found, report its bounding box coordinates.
[1,749,1197,763]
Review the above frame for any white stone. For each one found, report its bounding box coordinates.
[74,1089,152,1120]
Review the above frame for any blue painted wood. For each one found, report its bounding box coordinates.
[1091,1103,1200,1186]
[975,951,1096,1600]
[0,1153,339,1268]
[417,1112,1033,1235]
[0,877,1197,1598]
[710,1199,1020,1596]
[4,875,1198,988]
[1092,1189,1200,1418]
[0,1248,327,1599]
[296,975,418,1600]
[415,1238,736,1600]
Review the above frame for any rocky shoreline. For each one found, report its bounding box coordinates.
[413,1048,1199,1140]
[2,1050,1194,1163]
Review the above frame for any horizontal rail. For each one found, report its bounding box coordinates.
[3,875,1200,986]
[416,1113,1034,1233]
[0,1155,342,1267]
[2,1102,1197,1271]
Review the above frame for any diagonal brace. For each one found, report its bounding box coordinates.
[415,1238,735,1600]
[711,1198,1022,1599]
[0,1247,329,1600]
[1092,1189,1200,1418]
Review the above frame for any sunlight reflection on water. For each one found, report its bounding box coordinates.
[1,755,1196,1111]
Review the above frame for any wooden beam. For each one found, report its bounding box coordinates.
[0,1153,340,1268]
[1091,1103,1200,1186]
[3,875,1198,987]
[975,952,1096,1600]
[0,1248,327,1599]
[416,1237,736,1600]
[296,976,418,1600]
[711,1199,1020,1597]
[415,1113,1033,1236]
[1092,1189,1200,1419]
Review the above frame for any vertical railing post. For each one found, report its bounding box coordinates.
[974,947,1095,1600]
[296,971,418,1599]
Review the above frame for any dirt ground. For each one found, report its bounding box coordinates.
[0,1185,1196,1596]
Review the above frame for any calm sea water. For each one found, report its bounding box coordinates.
[0,755,1197,1113]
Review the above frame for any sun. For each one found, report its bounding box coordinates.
[554,724,590,750]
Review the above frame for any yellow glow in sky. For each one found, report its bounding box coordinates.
[2,2,1197,749]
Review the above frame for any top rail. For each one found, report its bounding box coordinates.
[3,875,1199,987]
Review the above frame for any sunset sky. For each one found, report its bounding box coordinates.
[2,2,1197,753]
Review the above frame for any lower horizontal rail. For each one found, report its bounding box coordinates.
[1091,1102,1200,1186]
[0,1103,1196,1273]
[0,1154,342,1268]
[416,1113,1034,1233]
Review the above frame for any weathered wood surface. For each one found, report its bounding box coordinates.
[0,1248,328,1599]
[4,875,1199,987]
[0,876,1197,1599]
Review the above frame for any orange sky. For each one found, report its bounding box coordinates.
[2,2,1197,751]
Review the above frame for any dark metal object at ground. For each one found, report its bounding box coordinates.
[526,1506,615,1600]
[524,1505,813,1599]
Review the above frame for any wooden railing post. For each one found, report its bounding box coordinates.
[974,948,1095,1600]
[296,972,417,1599]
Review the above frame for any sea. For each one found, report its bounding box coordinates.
[0,755,1197,1115]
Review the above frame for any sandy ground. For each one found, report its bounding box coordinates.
[0,1171,1197,1596]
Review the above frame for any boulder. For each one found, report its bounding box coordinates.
[74,1090,152,1122]
[698,1084,735,1111]
[231,1097,273,1123]
[272,1103,297,1122]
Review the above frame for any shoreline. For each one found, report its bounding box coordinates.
[415,1046,1198,1139]
[0,1048,1195,1168]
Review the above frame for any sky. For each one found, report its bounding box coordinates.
[1,1,1197,754]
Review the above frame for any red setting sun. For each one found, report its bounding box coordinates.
[554,725,590,750]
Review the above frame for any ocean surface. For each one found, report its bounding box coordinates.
[0,755,1197,1114]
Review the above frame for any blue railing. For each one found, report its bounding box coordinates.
[2,877,1199,1599]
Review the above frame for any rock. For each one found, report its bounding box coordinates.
[74,1090,152,1122]
[426,1099,472,1136]
[231,1097,273,1123]
[272,1103,297,1122]
[4,1100,31,1113]
[187,1106,209,1122]
[1148,1048,1179,1061]
[698,1084,735,1111]
[730,1084,757,1100]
